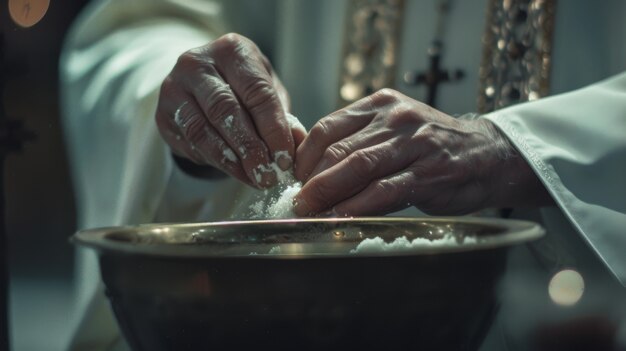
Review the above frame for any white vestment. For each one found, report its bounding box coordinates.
[60,0,626,350]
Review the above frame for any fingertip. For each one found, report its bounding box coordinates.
[273,150,293,172]
[294,141,312,182]
[293,163,308,183]
[291,125,307,148]
[251,163,278,189]
[293,194,312,217]
[276,153,293,171]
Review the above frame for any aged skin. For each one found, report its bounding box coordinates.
[155,33,305,188]
[293,89,553,216]
[156,33,551,217]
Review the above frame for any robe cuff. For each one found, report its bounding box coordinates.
[482,112,626,287]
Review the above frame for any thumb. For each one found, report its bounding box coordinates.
[287,113,307,147]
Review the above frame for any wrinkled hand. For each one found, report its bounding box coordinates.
[155,33,306,188]
[293,89,550,216]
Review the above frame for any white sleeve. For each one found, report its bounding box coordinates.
[482,72,626,286]
[60,0,226,228]
[59,2,227,349]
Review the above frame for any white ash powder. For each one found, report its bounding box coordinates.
[286,113,306,134]
[248,164,302,219]
[174,102,188,127]
[350,234,477,254]
[244,114,306,219]
[222,148,237,163]
[224,115,234,129]
[268,246,282,254]
[265,183,301,218]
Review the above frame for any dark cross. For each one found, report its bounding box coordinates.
[403,40,464,108]
[403,0,464,108]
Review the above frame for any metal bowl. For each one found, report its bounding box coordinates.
[73,217,543,351]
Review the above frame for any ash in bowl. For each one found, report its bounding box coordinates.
[350,233,478,254]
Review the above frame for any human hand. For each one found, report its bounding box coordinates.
[155,33,306,188]
[293,89,551,216]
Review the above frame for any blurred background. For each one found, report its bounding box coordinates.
[2,1,87,349]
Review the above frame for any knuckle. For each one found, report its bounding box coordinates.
[176,48,204,69]
[203,89,239,122]
[371,179,401,205]
[324,143,350,163]
[242,79,278,113]
[212,33,248,56]
[387,109,415,127]
[414,123,441,149]
[373,88,399,104]
[309,118,332,141]
[378,88,397,96]
[179,113,207,146]
[215,33,241,47]
[159,76,175,94]
[346,149,377,180]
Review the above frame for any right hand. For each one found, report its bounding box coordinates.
[155,33,306,188]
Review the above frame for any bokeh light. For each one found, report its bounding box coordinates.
[548,269,584,306]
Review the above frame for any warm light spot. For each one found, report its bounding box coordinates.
[9,0,50,28]
[497,39,506,50]
[548,269,584,306]
[345,54,365,75]
[340,81,363,101]
[485,86,495,97]
[528,91,540,100]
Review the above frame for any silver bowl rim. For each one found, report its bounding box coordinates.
[71,216,544,259]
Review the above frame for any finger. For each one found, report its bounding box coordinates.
[305,121,400,181]
[286,113,307,147]
[158,94,253,186]
[193,123,253,186]
[414,179,486,216]
[293,140,414,216]
[332,171,417,216]
[211,35,295,171]
[156,86,206,164]
[294,107,376,182]
[268,63,291,113]
[292,127,307,148]
[156,106,201,163]
[184,69,277,188]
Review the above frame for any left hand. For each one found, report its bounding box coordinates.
[293,89,549,217]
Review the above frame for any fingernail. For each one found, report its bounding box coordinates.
[277,154,292,171]
[293,195,312,217]
[253,164,277,188]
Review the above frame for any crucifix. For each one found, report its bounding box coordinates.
[403,0,464,108]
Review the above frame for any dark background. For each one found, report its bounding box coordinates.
[2,0,88,349]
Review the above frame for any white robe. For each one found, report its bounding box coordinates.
[60,0,626,350]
